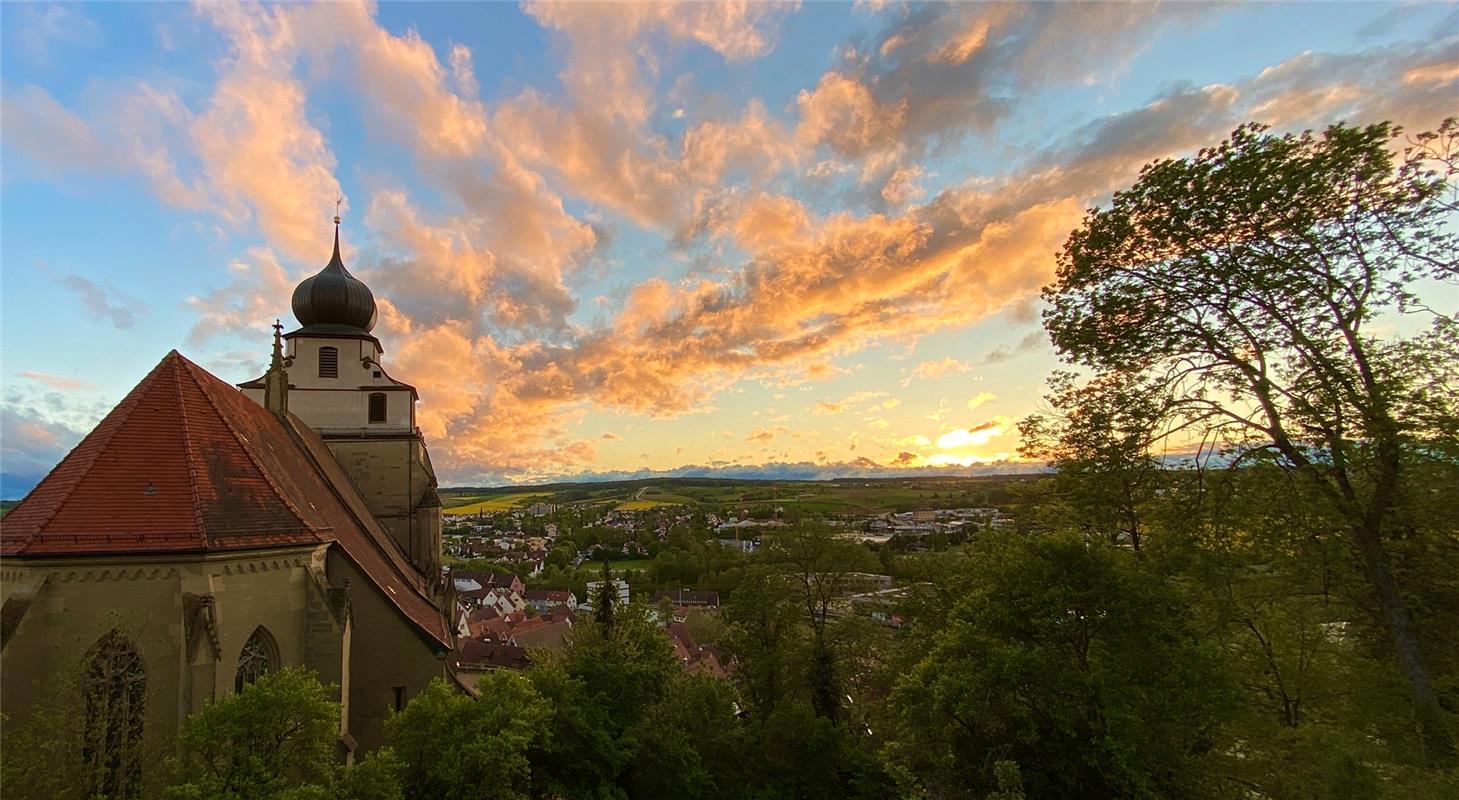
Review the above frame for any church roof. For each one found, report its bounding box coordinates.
[1,350,450,648]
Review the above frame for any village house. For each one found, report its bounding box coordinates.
[523,588,577,614]
[652,589,721,609]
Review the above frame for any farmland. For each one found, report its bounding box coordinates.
[439,474,1040,516]
[443,492,552,515]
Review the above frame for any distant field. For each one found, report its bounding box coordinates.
[616,499,677,511]
[642,491,696,503]
[439,475,1043,516]
[444,492,552,515]
[576,558,655,578]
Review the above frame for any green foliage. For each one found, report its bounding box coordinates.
[384,675,547,800]
[163,668,346,800]
[987,761,1026,800]
[1042,117,1459,760]
[334,750,403,800]
[527,604,679,798]
[594,559,616,630]
[885,534,1235,799]
[1019,369,1169,550]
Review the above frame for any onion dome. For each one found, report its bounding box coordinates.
[291,225,377,333]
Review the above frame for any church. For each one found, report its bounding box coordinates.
[0,223,458,796]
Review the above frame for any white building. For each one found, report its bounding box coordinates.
[582,579,631,611]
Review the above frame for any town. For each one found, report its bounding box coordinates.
[439,478,1026,677]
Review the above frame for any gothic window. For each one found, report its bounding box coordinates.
[368,392,387,423]
[319,346,338,378]
[234,627,278,694]
[81,631,146,800]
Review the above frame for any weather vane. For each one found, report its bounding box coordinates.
[334,195,342,226]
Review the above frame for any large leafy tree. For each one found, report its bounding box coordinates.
[163,668,353,800]
[1019,369,1177,551]
[385,675,547,800]
[526,603,680,799]
[762,525,880,721]
[884,534,1234,798]
[1042,119,1458,757]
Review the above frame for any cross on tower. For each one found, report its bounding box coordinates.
[334,196,342,226]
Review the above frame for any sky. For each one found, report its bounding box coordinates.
[1,1,1455,496]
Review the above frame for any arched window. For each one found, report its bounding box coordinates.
[368,392,387,423]
[81,631,146,799]
[234,627,278,693]
[318,346,338,378]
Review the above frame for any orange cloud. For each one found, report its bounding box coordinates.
[18,372,95,392]
[15,1,1453,486]
[902,356,972,387]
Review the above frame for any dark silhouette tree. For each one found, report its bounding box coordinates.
[595,559,616,632]
[1042,119,1458,759]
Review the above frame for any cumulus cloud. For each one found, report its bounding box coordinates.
[982,330,1047,364]
[15,4,100,66]
[17,372,95,392]
[901,356,972,387]
[0,406,86,498]
[185,248,299,346]
[7,2,1453,486]
[56,274,147,329]
[966,391,996,411]
[813,390,890,416]
[0,379,115,498]
[936,417,1012,449]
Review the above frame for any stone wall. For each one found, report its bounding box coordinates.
[328,549,447,751]
[0,546,330,789]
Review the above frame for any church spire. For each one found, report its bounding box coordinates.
[263,319,289,417]
[290,202,378,333]
[330,196,343,268]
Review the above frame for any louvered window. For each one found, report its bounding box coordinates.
[319,346,338,378]
[369,392,387,423]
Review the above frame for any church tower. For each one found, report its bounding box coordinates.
[241,220,442,578]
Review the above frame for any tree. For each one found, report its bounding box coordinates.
[384,675,547,800]
[884,534,1235,799]
[1042,119,1458,758]
[527,603,679,798]
[595,559,616,631]
[163,668,346,800]
[763,525,880,721]
[1019,369,1175,551]
[721,566,805,719]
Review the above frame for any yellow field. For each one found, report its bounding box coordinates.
[445,493,552,515]
[616,499,679,511]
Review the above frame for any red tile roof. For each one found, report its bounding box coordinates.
[1,350,450,649]
[523,589,571,602]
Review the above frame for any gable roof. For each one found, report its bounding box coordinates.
[1,351,450,649]
[653,590,720,606]
[523,589,572,602]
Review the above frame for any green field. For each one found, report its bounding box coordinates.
[439,474,1044,515]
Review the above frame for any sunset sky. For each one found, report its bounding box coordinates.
[2,1,1455,495]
